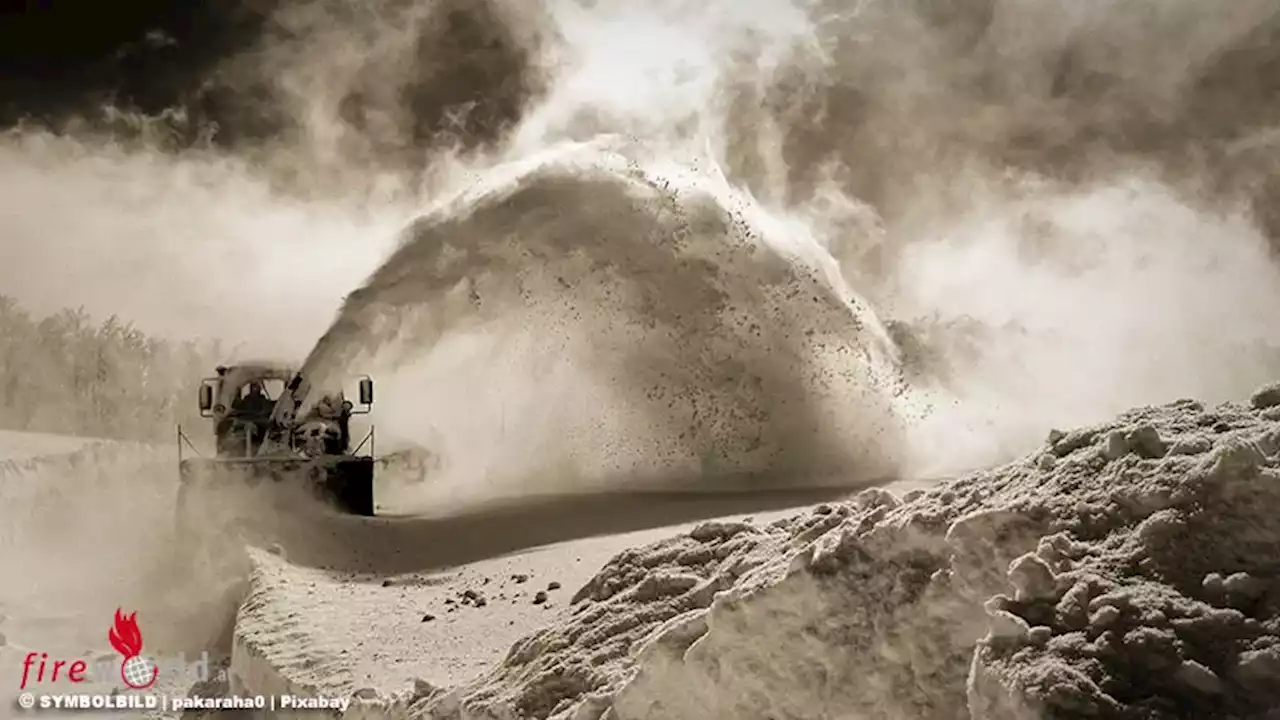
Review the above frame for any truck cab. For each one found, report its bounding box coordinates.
[196,362,373,459]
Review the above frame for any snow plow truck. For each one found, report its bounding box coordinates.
[176,361,377,525]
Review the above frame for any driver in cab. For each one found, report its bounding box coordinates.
[231,380,274,419]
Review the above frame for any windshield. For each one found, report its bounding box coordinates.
[234,379,286,402]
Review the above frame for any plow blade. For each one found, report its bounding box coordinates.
[178,455,375,519]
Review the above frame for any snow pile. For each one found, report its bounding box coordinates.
[231,550,357,702]
[391,383,1280,719]
[970,385,1280,719]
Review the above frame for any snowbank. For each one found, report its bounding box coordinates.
[0,434,159,482]
[0,429,109,462]
[232,383,1280,719]
[231,550,357,702]
[0,438,172,554]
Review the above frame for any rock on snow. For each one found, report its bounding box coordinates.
[353,388,1280,719]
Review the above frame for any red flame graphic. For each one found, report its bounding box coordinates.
[108,608,144,659]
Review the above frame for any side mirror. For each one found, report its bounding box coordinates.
[358,377,374,406]
[199,384,214,413]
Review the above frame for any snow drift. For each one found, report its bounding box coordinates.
[281,381,1280,719]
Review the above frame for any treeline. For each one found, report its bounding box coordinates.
[0,295,223,442]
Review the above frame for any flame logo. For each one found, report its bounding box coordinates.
[108,609,142,657]
[108,608,158,689]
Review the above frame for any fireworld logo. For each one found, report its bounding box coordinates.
[108,609,159,689]
[19,608,161,690]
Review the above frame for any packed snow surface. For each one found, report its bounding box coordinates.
[235,383,1280,720]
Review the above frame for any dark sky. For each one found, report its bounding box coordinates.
[0,1,275,133]
[0,0,538,155]
[1,0,1277,239]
